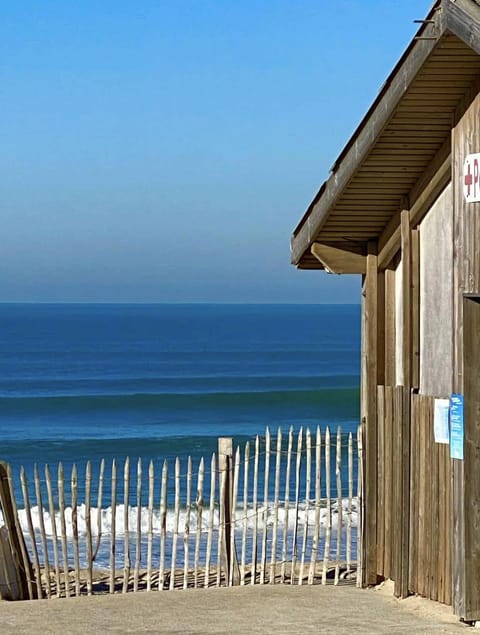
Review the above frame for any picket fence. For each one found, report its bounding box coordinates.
[0,425,362,600]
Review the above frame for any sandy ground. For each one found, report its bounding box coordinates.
[0,581,469,634]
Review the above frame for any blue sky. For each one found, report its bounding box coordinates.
[2,1,432,303]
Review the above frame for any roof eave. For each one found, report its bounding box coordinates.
[291,0,480,267]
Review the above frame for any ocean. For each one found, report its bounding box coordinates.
[0,303,361,568]
[0,303,360,470]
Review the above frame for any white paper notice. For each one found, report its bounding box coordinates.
[434,398,450,444]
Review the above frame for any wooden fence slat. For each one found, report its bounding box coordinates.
[291,427,303,585]
[347,432,353,574]
[85,461,93,596]
[308,427,321,584]
[93,458,105,562]
[299,428,311,585]
[250,436,260,585]
[240,442,249,586]
[280,427,293,584]
[71,464,81,597]
[170,457,181,591]
[134,458,142,593]
[58,463,69,598]
[45,465,61,597]
[9,465,36,600]
[109,459,117,594]
[122,457,130,594]
[217,451,226,588]
[20,468,43,598]
[34,464,51,598]
[270,428,282,584]
[0,524,21,600]
[147,460,154,592]
[260,428,270,584]
[194,457,204,589]
[334,427,343,585]
[229,446,240,586]
[322,427,331,585]
[205,453,216,589]
[184,456,192,590]
[217,438,234,586]
[0,463,33,600]
[159,460,168,591]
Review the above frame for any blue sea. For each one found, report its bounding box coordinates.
[0,303,361,473]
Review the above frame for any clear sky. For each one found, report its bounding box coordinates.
[2,0,433,303]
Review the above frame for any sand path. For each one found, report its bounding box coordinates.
[0,582,467,634]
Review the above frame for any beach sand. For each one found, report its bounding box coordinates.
[0,581,466,634]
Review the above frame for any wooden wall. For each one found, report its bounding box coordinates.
[452,91,480,621]
[362,173,455,605]
[375,388,452,604]
[360,83,480,621]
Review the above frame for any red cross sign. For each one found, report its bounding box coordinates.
[463,153,480,202]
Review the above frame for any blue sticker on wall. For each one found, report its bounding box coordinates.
[450,393,464,460]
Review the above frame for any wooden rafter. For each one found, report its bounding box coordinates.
[310,243,366,274]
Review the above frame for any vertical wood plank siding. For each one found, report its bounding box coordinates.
[453,91,480,620]
[374,389,452,603]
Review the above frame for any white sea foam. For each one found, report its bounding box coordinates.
[0,497,358,538]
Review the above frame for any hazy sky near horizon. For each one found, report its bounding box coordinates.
[2,1,432,303]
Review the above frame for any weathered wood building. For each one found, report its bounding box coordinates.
[291,0,480,622]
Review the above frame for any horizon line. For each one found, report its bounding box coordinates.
[0,300,361,306]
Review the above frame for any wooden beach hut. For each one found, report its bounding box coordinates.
[291,0,480,622]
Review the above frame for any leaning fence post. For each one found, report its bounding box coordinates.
[0,462,36,600]
[218,437,239,585]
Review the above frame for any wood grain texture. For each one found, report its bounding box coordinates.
[408,394,418,595]
[363,249,378,585]
[452,90,480,619]
[383,386,394,580]
[376,386,385,577]
[462,298,480,618]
